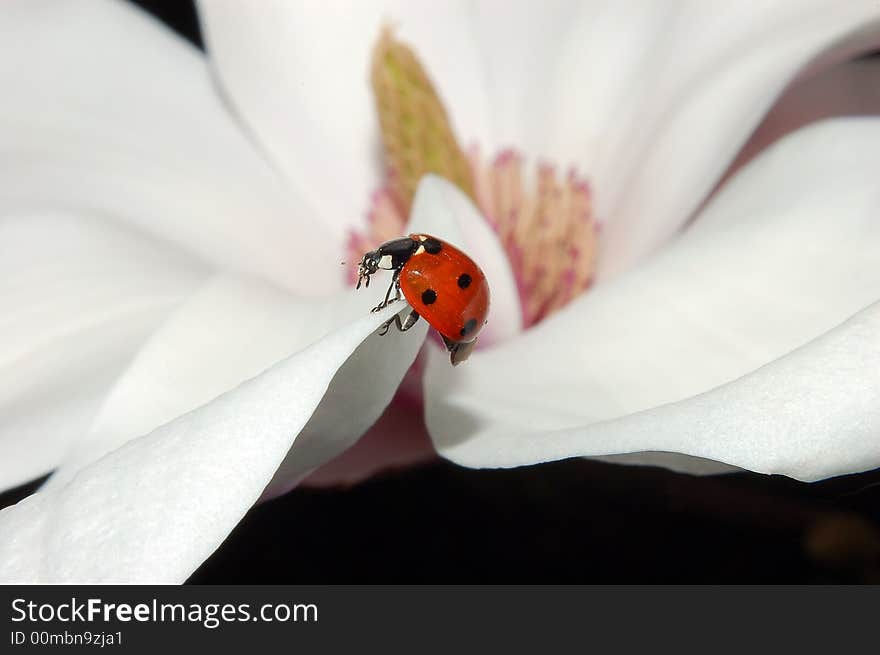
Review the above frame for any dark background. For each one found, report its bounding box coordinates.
[2,0,878,584]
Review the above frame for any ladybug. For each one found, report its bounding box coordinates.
[356,233,490,365]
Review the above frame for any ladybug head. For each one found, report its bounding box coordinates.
[356,249,381,289]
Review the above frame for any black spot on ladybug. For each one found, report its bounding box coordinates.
[457,273,472,289]
[423,237,442,255]
[460,318,478,337]
[421,289,437,305]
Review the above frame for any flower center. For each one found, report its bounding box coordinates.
[347,27,598,330]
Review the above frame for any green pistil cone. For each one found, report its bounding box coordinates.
[371,27,476,215]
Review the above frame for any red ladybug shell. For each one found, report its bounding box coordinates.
[400,234,490,344]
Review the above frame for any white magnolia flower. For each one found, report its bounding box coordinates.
[1,0,880,583]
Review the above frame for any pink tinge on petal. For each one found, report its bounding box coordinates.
[345,184,409,284]
[369,186,408,242]
[345,230,373,284]
[704,57,880,219]
[467,143,496,225]
[390,347,431,407]
[301,390,438,488]
[383,167,410,221]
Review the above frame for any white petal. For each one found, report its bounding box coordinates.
[540,1,880,278]
[431,301,880,482]
[0,0,341,295]
[422,117,880,481]
[45,274,425,492]
[198,0,492,235]
[407,175,522,343]
[722,56,880,186]
[0,211,206,491]
[300,400,437,488]
[0,289,425,583]
[199,0,880,279]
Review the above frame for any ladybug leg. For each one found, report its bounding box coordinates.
[377,309,420,336]
[399,308,420,331]
[442,336,478,366]
[371,270,402,313]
